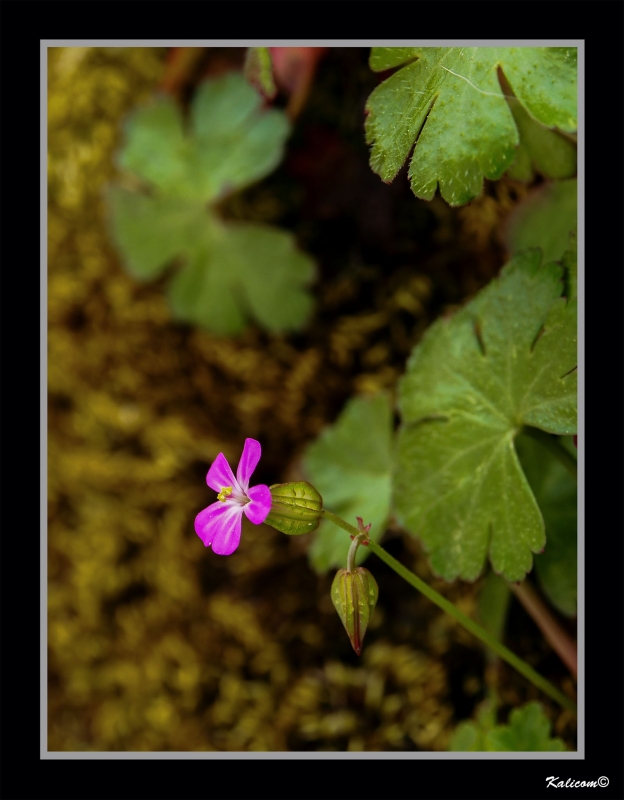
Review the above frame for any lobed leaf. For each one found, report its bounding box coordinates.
[118,74,290,203]
[191,74,289,201]
[366,47,577,206]
[117,97,190,197]
[108,73,315,335]
[395,248,577,582]
[167,221,315,335]
[448,699,496,751]
[505,179,577,265]
[449,700,566,751]
[107,187,207,280]
[487,702,567,751]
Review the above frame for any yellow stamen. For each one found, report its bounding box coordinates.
[217,486,233,502]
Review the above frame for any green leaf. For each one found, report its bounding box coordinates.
[244,47,277,99]
[167,221,315,335]
[191,73,289,200]
[515,434,577,616]
[487,702,566,751]
[108,73,315,335]
[449,699,496,751]
[303,394,393,573]
[450,700,566,751]
[107,187,206,280]
[506,98,577,182]
[395,249,577,582]
[366,47,577,205]
[117,96,190,196]
[505,179,577,265]
[119,73,289,203]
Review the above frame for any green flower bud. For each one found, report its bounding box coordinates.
[331,567,378,655]
[264,481,323,535]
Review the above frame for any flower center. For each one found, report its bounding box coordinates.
[217,486,233,502]
[217,486,251,506]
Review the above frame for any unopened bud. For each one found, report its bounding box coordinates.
[265,481,323,535]
[331,567,378,655]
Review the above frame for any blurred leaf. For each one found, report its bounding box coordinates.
[506,97,576,182]
[117,97,189,196]
[395,249,577,582]
[167,222,315,334]
[107,188,206,280]
[449,699,496,751]
[450,700,566,751]
[244,47,277,99]
[488,702,567,751]
[505,179,577,264]
[119,73,289,203]
[303,394,393,573]
[108,73,315,334]
[366,47,577,205]
[515,433,577,616]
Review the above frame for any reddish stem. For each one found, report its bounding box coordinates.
[511,581,577,679]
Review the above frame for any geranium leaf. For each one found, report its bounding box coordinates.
[506,97,577,182]
[167,221,315,335]
[191,73,289,200]
[450,700,566,751]
[303,394,393,573]
[515,433,577,616]
[486,702,566,751]
[395,248,577,582]
[107,187,206,280]
[108,73,315,334]
[448,699,496,751]
[366,47,577,206]
[118,73,290,204]
[117,96,190,196]
[505,179,577,265]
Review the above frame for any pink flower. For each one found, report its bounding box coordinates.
[195,438,271,555]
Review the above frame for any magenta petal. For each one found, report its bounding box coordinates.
[206,453,238,493]
[236,438,261,490]
[244,484,272,525]
[195,501,243,555]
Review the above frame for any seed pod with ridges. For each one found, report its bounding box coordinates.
[264,481,323,535]
[331,567,379,655]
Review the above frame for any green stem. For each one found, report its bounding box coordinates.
[523,427,577,480]
[320,508,576,715]
[346,532,367,573]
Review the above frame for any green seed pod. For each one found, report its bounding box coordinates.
[264,481,323,535]
[331,567,378,655]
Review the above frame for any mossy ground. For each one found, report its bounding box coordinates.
[47,46,576,751]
